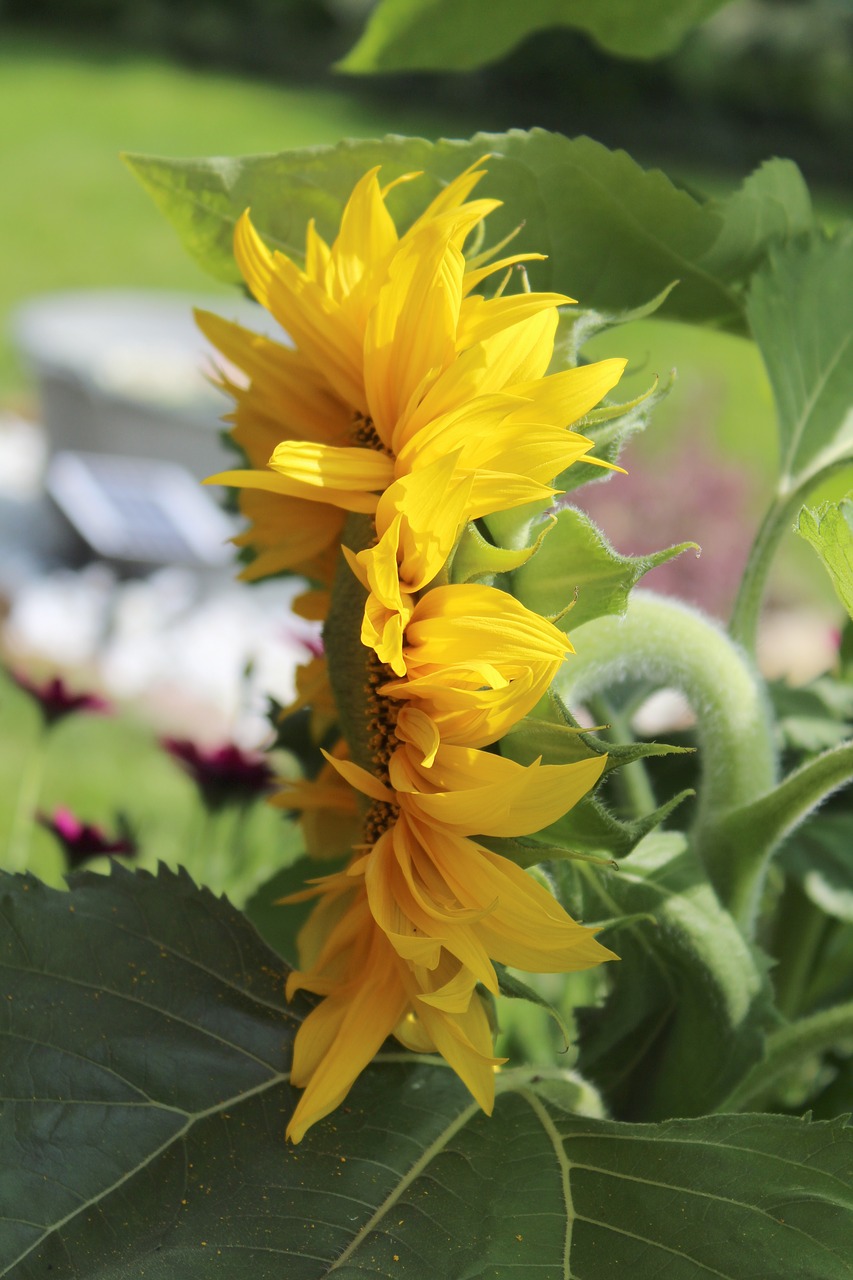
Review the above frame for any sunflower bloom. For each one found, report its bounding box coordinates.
[284,737,614,1143]
[203,160,625,667]
[202,159,623,1143]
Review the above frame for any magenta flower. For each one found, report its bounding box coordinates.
[9,669,109,728]
[37,808,137,867]
[162,737,275,810]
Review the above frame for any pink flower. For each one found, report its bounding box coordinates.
[37,808,136,867]
[9,669,109,728]
[161,738,275,810]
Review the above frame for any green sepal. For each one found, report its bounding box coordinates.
[494,962,573,1052]
[484,785,693,865]
[553,281,680,368]
[449,514,555,585]
[559,371,677,493]
[795,494,853,620]
[504,689,694,778]
[512,505,698,631]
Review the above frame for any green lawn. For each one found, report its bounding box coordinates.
[0,35,468,395]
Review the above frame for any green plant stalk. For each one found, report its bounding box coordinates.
[586,692,657,819]
[771,879,833,1020]
[729,460,853,654]
[6,727,47,874]
[701,741,853,930]
[720,999,853,1112]
[558,592,776,832]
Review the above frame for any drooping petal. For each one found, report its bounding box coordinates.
[364,227,465,445]
[204,467,379,515]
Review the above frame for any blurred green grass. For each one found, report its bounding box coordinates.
[0,35,468,395]
[0,668,302,898]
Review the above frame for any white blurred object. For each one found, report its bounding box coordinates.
[4,560,314,738]
[46,450,237,567]
[12,290,281,479]
[5,562,117,667]
[0,413,48,500]
[632,687,696,735]
[758,606,841,686]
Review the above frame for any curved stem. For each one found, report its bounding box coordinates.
[704,740,853,929]
[559,592,776,832]
[728,493,796,654]
[729,460,853,654]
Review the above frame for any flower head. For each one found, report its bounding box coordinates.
[9,669,109,728]
[203,160,625,670]
[201,159,625,1143]
[38,808,136,867]
[162,738,275,810]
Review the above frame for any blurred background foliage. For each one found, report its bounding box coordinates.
[3,0,853,183]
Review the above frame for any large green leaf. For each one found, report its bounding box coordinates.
[3,867,853,1278]
[747,228,853,494]
[574,831,775,1120]
[698,158,813,281]
[796,495,853,620]
[339,0,736,71]
[512,504,696,631]
[126,134,811,329]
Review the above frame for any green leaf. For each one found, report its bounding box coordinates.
[339,0,736,72]
[574,831,776,1120]
[779,812,853,924]
[512,505,697,630]
[704,740,853,928]
[747,227,853,494]
[244,854,347,963]
[722,1000,853,1113]
[796,495,853,620]
[3,867,852,1277]
[699,158,814,281]
[126,132,751,325]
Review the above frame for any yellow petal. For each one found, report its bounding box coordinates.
[395,705,440,767]
[392,743,607,838]
[458,291,572,349]
[205,466,379,515]
[322,749,395,804]
[364,227,464,444]
[234,210,366,412]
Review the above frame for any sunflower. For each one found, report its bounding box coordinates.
[203,159,625,670]
[201,158,623,1143]
[280,581,616,1142]
[284,736,615,1144]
